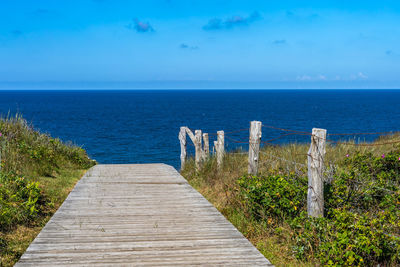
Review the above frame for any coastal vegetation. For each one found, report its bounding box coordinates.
[182,136,400,266]
[0,115,96,266]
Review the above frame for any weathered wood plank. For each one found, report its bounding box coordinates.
[16,164,272,266]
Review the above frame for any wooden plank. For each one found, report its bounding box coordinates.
[16,164,272,266]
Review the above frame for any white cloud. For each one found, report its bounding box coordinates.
[358,72,368,79]
[350,72,368,80]
[296,74,327,81]
[296,75,312,81]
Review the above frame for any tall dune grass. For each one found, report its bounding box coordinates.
[0,115,96,266]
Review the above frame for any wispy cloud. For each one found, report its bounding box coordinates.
[203,18,223,30]
[357,72,368,79]
[286,11,319,21]
[272,39,286,45]
[286,11,295,17]
[35,8,49,14]
[11,30,23,36]
[385,50,400,57]
[350,72,368,80]
[297,73,368,82]
[296,75,312,81]
[296,74,327,81]
[180,43,199,50]
[126,19,154,33]
[203,11,261,31]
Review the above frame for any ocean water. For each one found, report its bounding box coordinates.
[0,89,399,169]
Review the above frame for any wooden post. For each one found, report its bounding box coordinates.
[248,121,262,175]
[195,130,203,169]
[216,131,224,170]
[179,127,187,171]
[185,127,195,143]
[203,133,209,160]
[307,128,327,218]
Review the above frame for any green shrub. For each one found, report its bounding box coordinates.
[291,209,400,266]
[237,174,307,221]
[0,115,96,266]
[0,115,96,232]
[236,149,400,266]
[293,150,400,266]
[0,171,43,230]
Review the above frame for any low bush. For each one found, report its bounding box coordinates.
[0,115,96,266]
[236,149,400,266]
[183,138,400,266]
[237,174,307,222]
[0,171,42,230]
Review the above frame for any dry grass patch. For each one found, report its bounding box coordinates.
[182,135,400,266]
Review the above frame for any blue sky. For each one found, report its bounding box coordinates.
[1,0,400,89]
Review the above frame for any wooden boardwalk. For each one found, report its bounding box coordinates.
[17,164,272,266]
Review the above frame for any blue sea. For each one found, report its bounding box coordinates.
[0,89,399,169]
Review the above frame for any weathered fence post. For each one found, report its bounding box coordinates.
[248,121,262,175]
[307,128,327,217]
[179,127,187,171]
[195,130,203,169]
[216,131,224,170]
[203,133,209,160]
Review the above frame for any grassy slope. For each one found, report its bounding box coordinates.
[181,136,400,266]
[0,116,95,266]
[182,154,310,266]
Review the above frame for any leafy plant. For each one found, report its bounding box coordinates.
[237,174,307,221]
[0,115,96,266]
[0,171,43,230]
[234,148,400,266]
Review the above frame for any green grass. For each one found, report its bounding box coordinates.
[0,115,96,266]
[181,136,400,266]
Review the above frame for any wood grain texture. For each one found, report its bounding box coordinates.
[16,164,272,266]
[216,131,224,170]
[179,127,187,171]
[195,130,203,169]
[307,128,327,217]
[248,121,262,175]
[202,133,209,161]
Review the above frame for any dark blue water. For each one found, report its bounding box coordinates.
[0,90,399,169]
